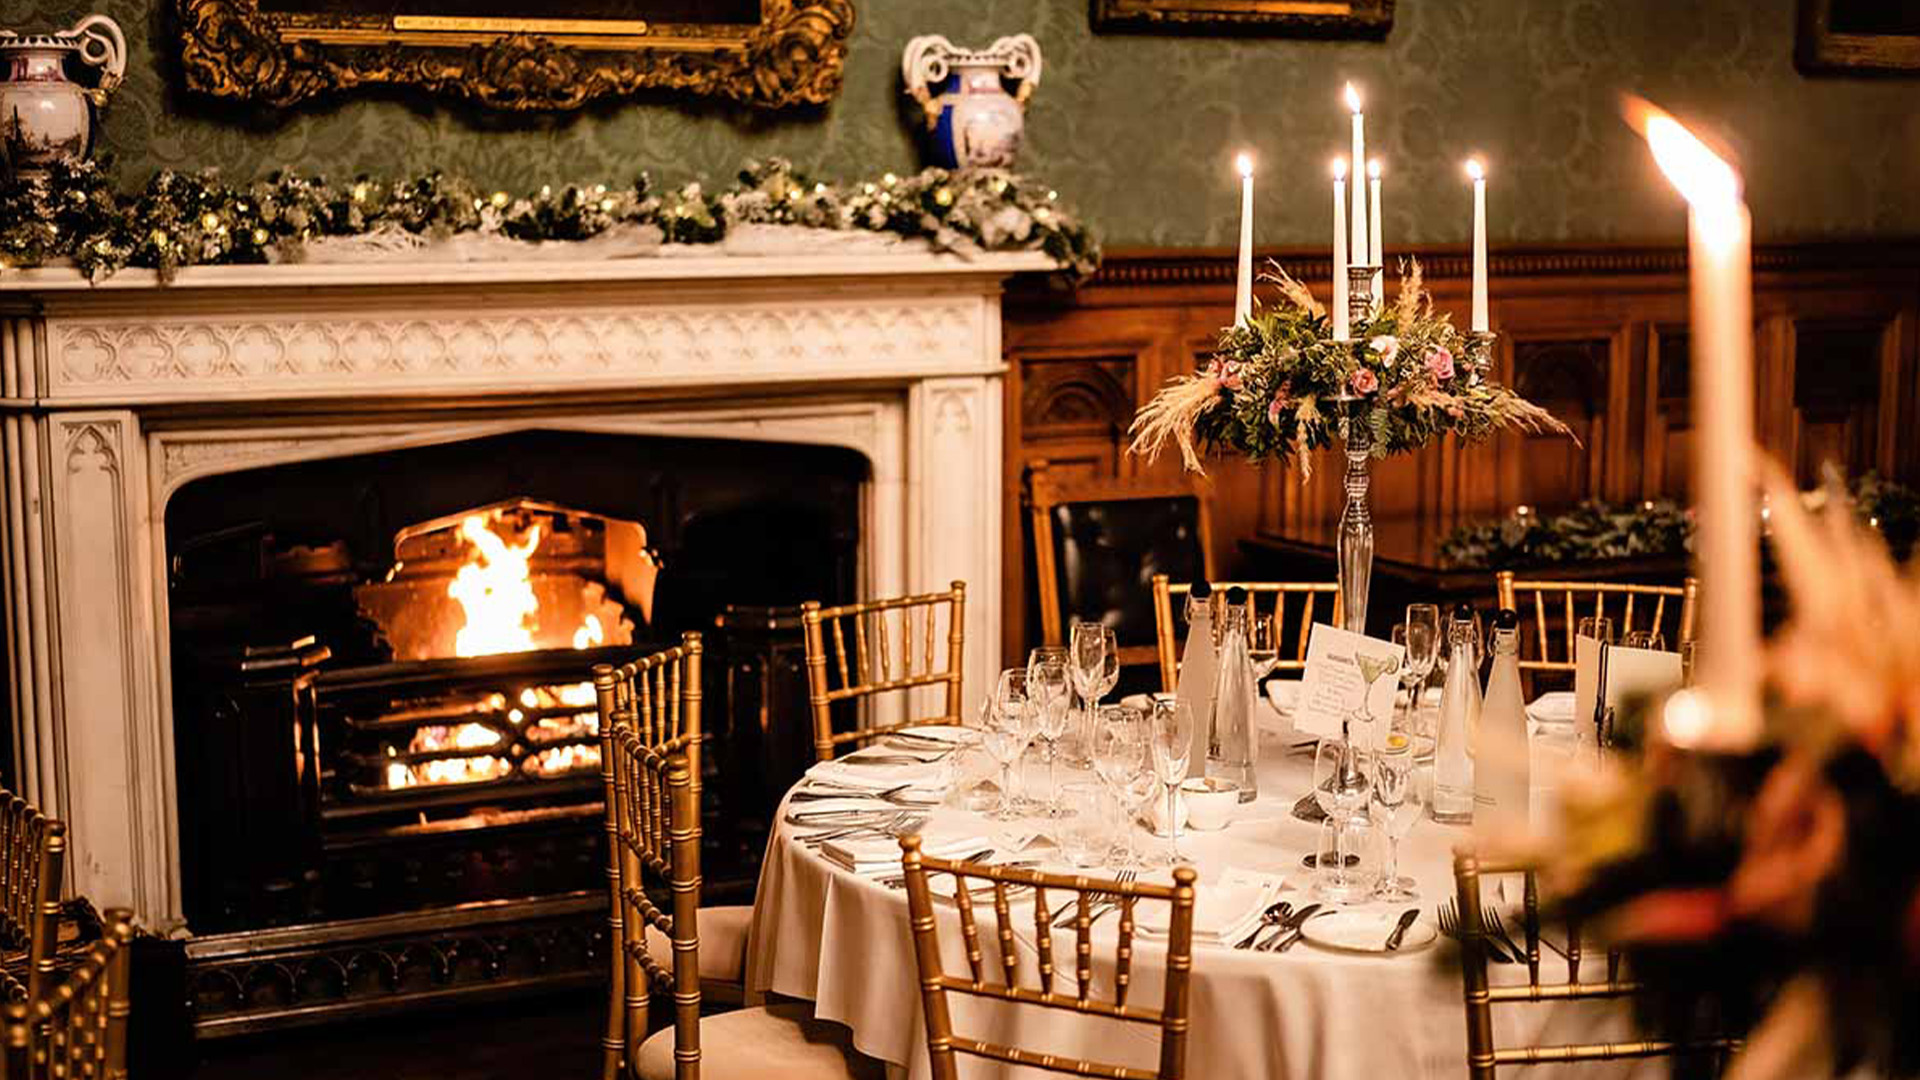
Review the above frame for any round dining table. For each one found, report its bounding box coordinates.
[745,714,1649,1080]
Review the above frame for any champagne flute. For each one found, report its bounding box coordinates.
[1027,646,1072,817]
[1403,603,1441,739]
[1069,621,1120,767]
[1370,734,1425,900]
[981,669,1034,821]
[1312,723,1373,902]
[1149,698,1195,865]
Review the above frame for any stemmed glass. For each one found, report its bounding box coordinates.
[1369,734,1426,900]
[1312,724,1373,902]
[1069,621,1120,768]
[1148,698,1195,866]
[1026,646,1073,817]
[1090,704,1151,869]
[1247,608,1280,682]
[1623,629,1666,651]
[981,669,1035,821]
[1398,604,1441,740]
[1576,616,1616,646]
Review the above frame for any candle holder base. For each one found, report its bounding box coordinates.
[1346,264,1379,328]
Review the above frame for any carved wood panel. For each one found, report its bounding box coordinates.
[1791,319,1891,485]
[1506,337,1613,509]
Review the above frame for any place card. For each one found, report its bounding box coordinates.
[1293,623,1407,743]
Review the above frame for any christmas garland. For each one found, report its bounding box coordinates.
[0,158,1100,283]
[1436,473,1920,569]
[1128,262,1568,474]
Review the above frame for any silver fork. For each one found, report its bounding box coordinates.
[1087,870,1137,925]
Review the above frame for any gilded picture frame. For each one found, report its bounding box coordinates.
[1090,0,1392,37]
[176,0,856,111]
[1797,0,1920,74]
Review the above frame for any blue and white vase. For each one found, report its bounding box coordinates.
[901,34,1042,171]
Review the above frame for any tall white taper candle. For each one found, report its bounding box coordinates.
[1367,159,1384,307]
[1346,84,1367,266]
[1639,105,1760,746]
[1332,157,1350,341]
[1235,152,1255,325]
[1467,158,1489,333]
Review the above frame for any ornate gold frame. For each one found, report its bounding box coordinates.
[176,0,855,111]
[1090,0,1392,37]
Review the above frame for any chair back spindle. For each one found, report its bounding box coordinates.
[1151,575,1340,692]
[899,835,1196,1080]
[801,583,966,761]
[594,633,704,1080]
[2,906,133,1080]
[1493,573,1697,697]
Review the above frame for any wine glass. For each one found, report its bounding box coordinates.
[1148,698,1195,865]
[981,669,1034,821]
[1091,705,1152,869]
[1576,616,1616,646]
[1069,621,1120,767]
[1312,725,1373,902]
[1247,608,1280,681]
[1402,603,1441,738]
[1623,629,1666,651]
[1370,734,1425,900]
[1027,646,1072,817]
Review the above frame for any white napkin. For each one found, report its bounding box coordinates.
[804,758,945,793]
[889,724,972,744]
[821,832,989,876]
[1526,691,1576,725]
[1135,868,1282,943]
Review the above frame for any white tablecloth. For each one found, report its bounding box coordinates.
[746,726,1647,1080]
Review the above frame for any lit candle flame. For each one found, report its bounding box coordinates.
[1626,96,1744,244]
[1236,152,1254,178]
[1465,158,1486,181]
[1344,82,1362,113]
[1331,157,1349,181]
[1367,159,1382,180]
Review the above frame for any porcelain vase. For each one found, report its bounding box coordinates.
[901,34,1042,170]
[0,15,125,178]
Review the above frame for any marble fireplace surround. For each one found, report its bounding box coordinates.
[0,247,1049,931]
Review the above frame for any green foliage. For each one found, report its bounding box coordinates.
[0,158,1099,282]
[1437,499,1694,570]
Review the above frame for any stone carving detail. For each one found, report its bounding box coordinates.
[64,422,121,478]
[161,438,331,488]
[932,388,974,436]
[54,301,979,397]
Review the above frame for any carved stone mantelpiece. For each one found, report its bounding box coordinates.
[0,249,1045,929]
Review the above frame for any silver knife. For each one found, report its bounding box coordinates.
[1384,908,1421,951]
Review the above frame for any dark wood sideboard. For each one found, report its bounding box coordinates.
[1001,242,1920,665]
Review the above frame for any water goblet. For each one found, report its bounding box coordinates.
[1091,704,1149,869]
[981,669,1034,821]
[1623,629,1666,651]
[1312,725,1373,902]
[1576,615,1616,646]
[1027,646,1073,817]
[1369,734,1425,900]
[1069,620,1119,767]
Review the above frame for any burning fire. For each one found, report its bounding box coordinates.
[382,512,615,790]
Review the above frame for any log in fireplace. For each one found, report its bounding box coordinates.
[165,430,861,1032]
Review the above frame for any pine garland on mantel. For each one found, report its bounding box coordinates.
[0,157,1100,283]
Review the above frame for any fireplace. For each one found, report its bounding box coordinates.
[0,245,1037,1031]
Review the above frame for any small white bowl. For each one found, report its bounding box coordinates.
[1180,777,1239,830]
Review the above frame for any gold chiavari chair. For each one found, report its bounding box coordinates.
[801,582,966,762]
[0,792,66,1006]
[1494,572,1698,696]
[1150,575,1341,692]
[596,635,881,1080]
[3,907,133,1080]
[1453,853,1732,1079]
[898,835,1198,1080]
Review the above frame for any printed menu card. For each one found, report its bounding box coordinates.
[1294,623,1407,744]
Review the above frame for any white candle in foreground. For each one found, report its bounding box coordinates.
[1235,152,1255,325]
[1346,84,1368,266]
[1332,157,1350,341]
[1640,105,1760,746]
[1466,158,1489,333]
[1367,159,1384,308]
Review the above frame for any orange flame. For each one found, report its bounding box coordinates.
[448,513,543,658]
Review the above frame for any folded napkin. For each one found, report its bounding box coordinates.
[804,758,946,793]
[1526,691,1577,725]
[1135,871,1281,944]
[888,724,972,744]
[821,833,989,876]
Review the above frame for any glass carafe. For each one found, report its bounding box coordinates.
[1475,609,1530,838]
[1172,580,1217,779]
[1209,587,1258,802]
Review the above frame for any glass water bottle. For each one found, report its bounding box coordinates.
[1209,587,1258,802]
[1172,579,1217,781]
[1431,604,1480,824]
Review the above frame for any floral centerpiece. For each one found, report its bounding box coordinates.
[1129,263,1569,630]
[1130,264,1565,475]
[1532,461,1920,1080]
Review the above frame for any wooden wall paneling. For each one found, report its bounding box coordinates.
[1645,323,1696,500]
[1787,316,1894,483]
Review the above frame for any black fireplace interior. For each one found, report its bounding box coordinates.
[166,429,864,939]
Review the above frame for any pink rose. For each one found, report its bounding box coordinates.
[1369,335,1400,363]
[1425,346,1455,382]
[1267,387,1292,426]
[1349,368,1378,396]
[1207,358,1243,391]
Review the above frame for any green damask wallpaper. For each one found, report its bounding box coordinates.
[10,0,1918,247]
